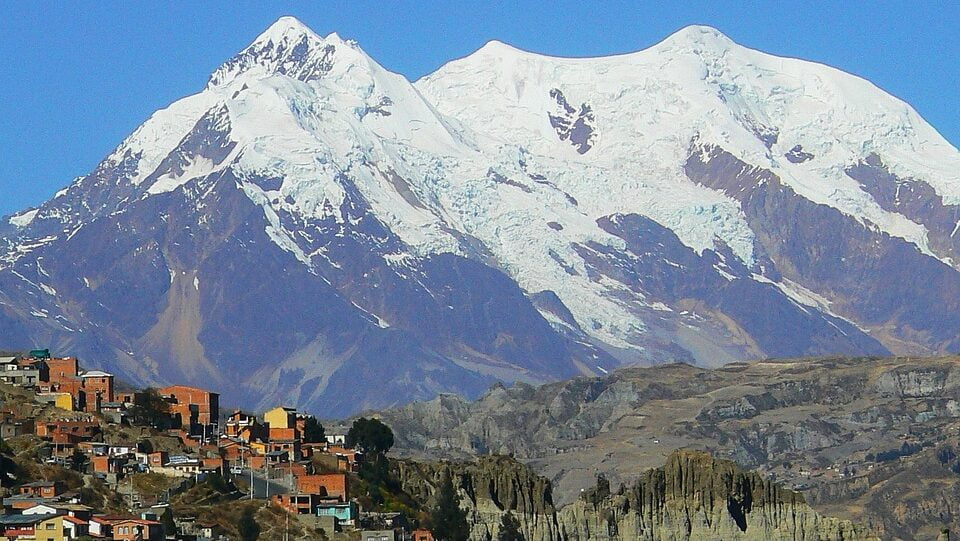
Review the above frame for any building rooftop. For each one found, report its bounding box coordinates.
[0,512,62,525]
[79,370,113,378]
[21,481,58,488]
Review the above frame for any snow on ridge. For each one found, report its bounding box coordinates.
[416,21,960,263]
[8,209,38,228]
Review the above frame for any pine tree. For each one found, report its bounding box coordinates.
[237,507,260,541]
[70,449,89,473]
[159,508,176,538]
[497,511,524,541]
[302,416,326,443]
[430,471,469,541]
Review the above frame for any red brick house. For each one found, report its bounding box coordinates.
[111,518,164,541]
[413,529,435,541]
[35,418,99,440]
[296,473,349,501]
[18,480,63,499]
[158,385,219,436]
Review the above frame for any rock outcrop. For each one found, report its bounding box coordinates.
[393,451,877,541]
[557,451,877,541]
[394,455,562,541]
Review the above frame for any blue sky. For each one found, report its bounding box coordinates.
[1,2,958,217]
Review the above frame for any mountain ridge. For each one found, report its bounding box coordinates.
[1,17,959,414]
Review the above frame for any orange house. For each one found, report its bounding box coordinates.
[148,451,169,468]
[202,457,224,474]
[18,481,63,498]
[45,357,79,382]
[159,385,219,435]
[36,418,100,440]
[413,529,435,541]
[296,473,349,501]
[272,493,323,515]
[268,427,301,461]
[79,370,115,409]
[112,519,164,541]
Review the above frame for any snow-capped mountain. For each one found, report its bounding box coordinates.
[2,17,959,415]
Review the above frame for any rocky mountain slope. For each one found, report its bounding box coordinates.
[376,356,960,539]
[395,451,879,541]
[2,17,960,413]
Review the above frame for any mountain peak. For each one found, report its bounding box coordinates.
[208,16,345,87]
[253,15,323,45]
[658,24,735,50]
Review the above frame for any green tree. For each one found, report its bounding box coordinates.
[430,471,469,541]
[69,449,89,473]
[346,417,394,455]
[237,507,260,541]
[129,388,173,429]
[159,508,176,538]
[497,512,524,541]
[302,416,326,443]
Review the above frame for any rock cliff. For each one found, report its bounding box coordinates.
[557,450,877,541]
[393,451,878,541]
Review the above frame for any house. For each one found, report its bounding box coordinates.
[310,452,346,473]
[88,515,126,538]
[18,481,64,499]
[23,503,93,521]
[77,442,109,456]
[99,401,128,424]
[158,385,220,437]
[362,529,398,541]
[44,357,78,383]
[272,461,307,479]
[147,451,169,469]
[78,370,114,408]
[224,410,258,438]
[19,509,89,539]
[0,357,44,388]
[325,432,347,445]
[62,515,88,538]
[316,501,358,527]
[412,529,435,541]
[264,450,290,465]
[0,513,67,541]
[91,455,131,475]
[201,457,224,474]
[218,440,244,463]
[263,406,296,430]
[109,443,139,457]
[35,392,74,411]
[267,427,301,461]
[301,442,327,459]
[272,493,324,515]
[0,411,24,439]
[35,418,99,441]
[157,459,203,477]
[325,445,363,472]
[111,518,164,541]
[296,474,349,501]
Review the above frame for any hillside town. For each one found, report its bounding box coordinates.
[0,350,441,541]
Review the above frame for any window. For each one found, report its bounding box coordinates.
[45,522,56,529]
